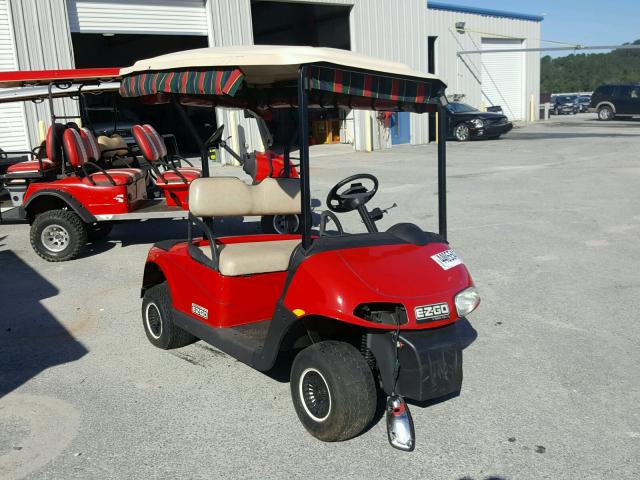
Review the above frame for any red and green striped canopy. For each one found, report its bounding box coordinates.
[306,65,433,104]
[119,68,244,98]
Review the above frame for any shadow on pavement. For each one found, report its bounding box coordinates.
[0,250,88,397]
[509,132,640,140]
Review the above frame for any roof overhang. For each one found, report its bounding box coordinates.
[427,1,544,22]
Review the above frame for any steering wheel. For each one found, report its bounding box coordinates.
[204,124,225,148]
[326,173,379,213]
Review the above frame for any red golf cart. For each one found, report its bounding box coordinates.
[133,46,481,450]
[0,68,300,260]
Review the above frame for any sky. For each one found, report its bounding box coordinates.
[450,0,640,56]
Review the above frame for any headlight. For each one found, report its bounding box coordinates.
[470,118,484,129]
[455,287,480,317]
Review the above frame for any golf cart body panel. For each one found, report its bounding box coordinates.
[23,176,147,216]
[283,241,472,330]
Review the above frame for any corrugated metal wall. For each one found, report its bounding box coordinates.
[425,7,541,121]
[10,0,78,146]
[0,0,29,150]
[205,0,260,165]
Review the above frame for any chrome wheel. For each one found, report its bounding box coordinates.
[299,368,332,422]
[598,106,613,120]
[40,224,70,252]
[145,302,163,339]
[454,124,470,141]
[273,214,300,234]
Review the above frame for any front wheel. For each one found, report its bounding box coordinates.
[261,214,301,234]
[290,341,377,442]
[30,209,88,262]
[598,105,614,121]
[453,124,470,142]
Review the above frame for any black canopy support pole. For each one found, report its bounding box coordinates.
[47,83,55,125]
[437,103,447,240]
[171,96,208,177]
[297,66,312,250]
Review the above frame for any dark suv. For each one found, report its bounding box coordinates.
[589,84,640,120]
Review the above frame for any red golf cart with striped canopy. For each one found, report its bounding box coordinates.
[127,46,480,451]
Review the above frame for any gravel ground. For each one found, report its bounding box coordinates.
[1,114,638,479]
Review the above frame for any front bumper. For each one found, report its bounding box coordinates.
[367,322,463,401]
[470,122,513,139]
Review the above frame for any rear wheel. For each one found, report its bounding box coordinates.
[142,282,196,349]
[598,105,614,121]
[290,341,377,442]
[30,209,87,262]
[453,124,470,142]
[261,214,301,234]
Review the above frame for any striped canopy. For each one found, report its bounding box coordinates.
[306,65,433,104]
[119,67,245,98]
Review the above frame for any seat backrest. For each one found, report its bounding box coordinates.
[142,124,167,157]
[79,128,101,162]
[97,134,128,158]
[189,177,301,217]
[45,123,66,165]
[62,128,89,168]
[132,124,160,162]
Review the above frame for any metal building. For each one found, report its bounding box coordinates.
[426,2,543,122]
[0,0,541,158]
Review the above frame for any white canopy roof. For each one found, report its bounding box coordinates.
[120,45,444,86]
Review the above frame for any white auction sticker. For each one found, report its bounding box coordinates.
[431,249,463,270]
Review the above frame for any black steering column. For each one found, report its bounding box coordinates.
[325,173,380,234]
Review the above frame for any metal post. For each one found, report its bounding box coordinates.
[437,103,447,240]
[171,97,208,177]
[297,66,312,250]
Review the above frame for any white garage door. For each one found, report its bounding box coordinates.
[0,0,29,151]
[481,38,524,121]
[67,0,208,36]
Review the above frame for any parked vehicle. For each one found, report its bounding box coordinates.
[131,45,480,451]
[551,95,579,115]
[445,102,512,141]
[577,95,591,113]
[589,83,640,120]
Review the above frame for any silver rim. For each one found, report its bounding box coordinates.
[273,215,300,234]
[455,125,469,141]
[40,224,70,252]
[599,108,612,120]
[145,302,163,339]
[299,368,332,422]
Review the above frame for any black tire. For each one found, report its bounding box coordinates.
[87,222,113,242]
[260,214,302,234]
[30,209,88,262]
[598,105,614,121]
[142,282,197,349]
[290,341,377,442]
[453,124,470,142]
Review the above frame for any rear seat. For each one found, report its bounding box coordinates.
[79,127,144,181]
[133,124,202,182]
[62,128,141,186]
[189,177,301,276]
[3,124,65,177]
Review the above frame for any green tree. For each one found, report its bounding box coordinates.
[541,40,640,92]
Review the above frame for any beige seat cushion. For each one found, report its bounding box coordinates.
[189,177,300,217]
[97,134,129,158]
[200,239,300,276]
